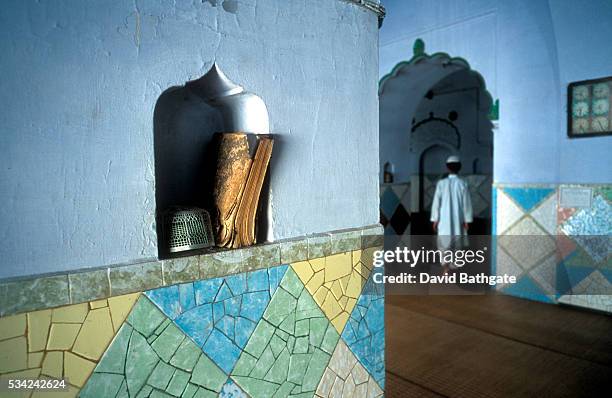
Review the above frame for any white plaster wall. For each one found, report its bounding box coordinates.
[0,0,380,278]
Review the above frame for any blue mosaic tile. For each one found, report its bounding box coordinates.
[503,187,554,212]
[380,187,399,219]
[600,268,612,284]
[220,378,248,397]
[146,285,181,319]
[502,275,554,304]
[557,263,595,291]
[341,271,385,388]
[145,265,289,375]
[555,262,572,296]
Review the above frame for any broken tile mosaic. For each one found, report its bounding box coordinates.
[145,265,288,374]
[292,251,371,333]
[230,267,340,398]
[81,295,227,397]
[0,292,139,391]
[315,339,383,398]
[341,272,385,389]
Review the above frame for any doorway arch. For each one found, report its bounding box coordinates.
[379,39,494,235]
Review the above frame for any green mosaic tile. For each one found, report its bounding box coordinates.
[200,250,243,279]
[148,360,174,390]
[126,328,160,394]
[0,274,69,316]
[116,379,129,398]
[96,323,132,374]
[127,296,167,337]
[230,268,340,398]
[280,238,309,264]
[150,389,174,398]
[242,243,281,271]
[80,372,125,397]
[151,322,185,362]
[167,368,190,396]
[109,261,163,296]
[307,234,332,260]
[361,224,384,249]
[163,256,200,285]
[81,296,227,398]
[182,383,199,398]
[68,268,110,303]
[170,339,202,372]
[329,229,362,255]
[191,354,226,391]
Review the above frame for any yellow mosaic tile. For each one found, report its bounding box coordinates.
[41,351,63,378]
[291,250,371,333]
[47,323,81,350]
[72,307,114,360]
[31,384,79,398]
[108,292,140,331]
[0,313,26,340]
[64,352,96,387]
[28,352,44,368]
[52,303,89,323]
[0,336,27,373]
[0,292,141,395]
[89,299,108,309]
[27,309,52,352]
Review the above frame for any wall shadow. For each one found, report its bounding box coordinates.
[153,85,222,258]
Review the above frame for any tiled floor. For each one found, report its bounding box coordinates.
[385,294,612,397]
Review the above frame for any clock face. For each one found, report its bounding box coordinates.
[593,83,610,98]
[572,101,589,117]
[573,118,589,133]
[569,78,612,137]
[592,116,609,132]
[592,98,610,115]
[573,85,589,101]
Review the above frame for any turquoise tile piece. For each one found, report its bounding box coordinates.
[503,187,554,212]
[220,378,248,397]
[502,275,554,304]
[341,271,385,389]
[380,187,399,218]
[145,265,289,376]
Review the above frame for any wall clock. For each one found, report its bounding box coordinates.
[568,76,612,138]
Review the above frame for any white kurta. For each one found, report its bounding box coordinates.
[430,174,473,249]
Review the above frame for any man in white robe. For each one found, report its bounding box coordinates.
[430,155,473,274]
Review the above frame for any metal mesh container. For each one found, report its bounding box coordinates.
[163,207,215,253]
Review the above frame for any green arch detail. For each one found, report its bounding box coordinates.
[379,39,499,120]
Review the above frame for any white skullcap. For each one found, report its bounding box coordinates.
[446,155,460,163]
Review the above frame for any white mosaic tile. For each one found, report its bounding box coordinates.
[315,340,383,398]
[495,247,524,289]
[530,193,558,236]
[557,294,612,313]
[568,270,611,295]
[496,190,524,234]
[529,254,557,294]
[500,217,556,270]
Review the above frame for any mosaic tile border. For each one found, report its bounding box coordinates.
[493,183,611,311]
[0,225,383,317]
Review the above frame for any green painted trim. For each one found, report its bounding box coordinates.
[488,98,500,121]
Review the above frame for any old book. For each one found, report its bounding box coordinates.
[213,133,273,248]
